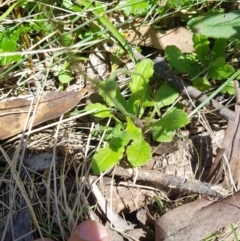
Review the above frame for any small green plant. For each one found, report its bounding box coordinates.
[0,27,22,66]
[164,10,240,95]
[85,59,189,174]
[165,33,236,94]
[118,0,151,16]
[155,196,166,215]
[58,61,73,84]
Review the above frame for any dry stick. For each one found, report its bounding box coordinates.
[133,51,235,121]
[112,166,222,198]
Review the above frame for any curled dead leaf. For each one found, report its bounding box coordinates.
[0,89,87,140]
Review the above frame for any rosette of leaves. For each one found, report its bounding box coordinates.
[86,59,189,174]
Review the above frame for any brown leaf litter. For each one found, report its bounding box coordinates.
[0,89,87,140]
[124,20,194,53]
[155,190,240,241]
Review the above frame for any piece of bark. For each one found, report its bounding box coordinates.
[228,81,240,188]
[207,81,240,188]
[0,89,87,140]
[132,50,235,121]
[111,166,222,198]
[155,190,240,241]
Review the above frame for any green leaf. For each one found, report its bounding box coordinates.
[127,92,149,116]
[212,38,227,58]
[126,137,151,167]
[78,22,102,40]
[127,59,153,116]
[210,57,225,67]
[94,1,107,16]
[98,79,128,115]
[221,81,235,95]
[155,84,179,109]
[119,0,149,16]
[193,33,209,58]
[59,32,73,46]
[58,62,73,83]
[111,122,122,136]
[109,122,131,147]
[125,116,142,140]
[188,10,240,39]
[209,64,235,80]
[193,77,211,91]
[58,74,72,83]
[110,130,131,147]
[164,46,198,77]
[129,58,154,94]
[109,117,142,149]
[0,33,21,65]
[166,0,193,9]
[156,109,189,130]
[151,109,189,142]
[92,144,124,174]
[153,130,176,142]
[90,125,113,141]
[72,4,81,12]
[62,0,73,9]
[85,103,113,118]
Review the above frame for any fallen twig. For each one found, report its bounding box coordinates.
[111,166,222,198]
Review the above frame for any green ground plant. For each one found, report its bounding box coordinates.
[85,59,189,174]
[165,10,240,95]
[84,6,240,175]
[165,34,236,94]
